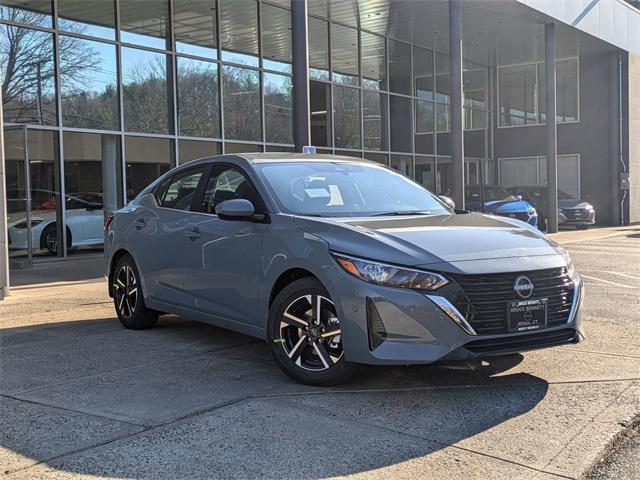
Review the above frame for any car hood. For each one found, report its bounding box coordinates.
[293,212,567,272]
[467,199,533,213]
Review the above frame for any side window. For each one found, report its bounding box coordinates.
[158,168,205,211]
[202,166,261,214]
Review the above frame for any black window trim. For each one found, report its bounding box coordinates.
[153,164,212,212]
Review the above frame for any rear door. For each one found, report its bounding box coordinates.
[182,163,268,325]
[132,165,209,307]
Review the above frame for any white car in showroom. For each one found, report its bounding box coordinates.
[7,190,105,254]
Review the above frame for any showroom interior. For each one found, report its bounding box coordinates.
[0,0,638,277]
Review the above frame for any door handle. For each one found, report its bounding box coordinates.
[133,218,146,230]
[185,227,202,240]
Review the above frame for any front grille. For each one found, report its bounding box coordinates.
[562,209,586,220]
[499,211,529,222]
[449,268,574,335]
[465,328,578,354]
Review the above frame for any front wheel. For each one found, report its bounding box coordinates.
[267,278,355,386]
[112,254,158,330]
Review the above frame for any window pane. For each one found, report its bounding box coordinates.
[58,0,115,40]
[310,80,331,146]
[416,156,435,191]
[390,95,412,152]
[390,154,413,178]
[415,100,434,134]
[435,53,450,104]
[414,47,433,100]
[159,168,204,211]
[122,47,169,134]
[499,157,538,187]
[333,85,360,149]
[436,102,450,132]
[363,152,388,165]
[436,156,452,195]
[264,72,293,144]
[60,37,118,130]
[261,3,291,73]
[177,57,219,137]
[222,65,260,141]
[331,24,358,85]
[224,142,261,153]
[388,40,411,95]
[540,60,578,123]
[0,0,51,27]
[361,31,385,90]
[63,132,121,255]
[363,90,387,151]
[125,136,173,200]
[174,0,217,59]
[120,0,168,49]
[498,64,537,126]
[464,69,485,110]
[308,17,329,81]
[219,0,258,67]
[179,139,220,164]
[0,25,56,125]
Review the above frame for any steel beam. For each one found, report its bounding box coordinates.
[449,0,465,208]
[291,0,311,151]
[545,23,559,233]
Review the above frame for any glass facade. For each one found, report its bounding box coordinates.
[1,0,583,260]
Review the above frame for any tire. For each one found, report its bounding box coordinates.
[267,277,356,386]
[40,223,72,254]
[112,254,158,330]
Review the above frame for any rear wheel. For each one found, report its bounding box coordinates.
[112,254,158,330]
[40,223,72,254]
[267,277,355,386]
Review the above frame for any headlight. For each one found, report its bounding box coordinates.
[332,254,449,291]
[584,204,594,212]
[528,208,536,216]
[566,258,575,278]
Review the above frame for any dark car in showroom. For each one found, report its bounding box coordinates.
[508,186,595,230]
[464,185,538,227]
[105,154,582,385]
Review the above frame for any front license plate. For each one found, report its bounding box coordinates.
[507,298,548,332]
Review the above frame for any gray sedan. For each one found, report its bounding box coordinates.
[105,154,583,385]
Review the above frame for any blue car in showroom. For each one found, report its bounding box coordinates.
[105,154,582,386]
[465,185,538,227]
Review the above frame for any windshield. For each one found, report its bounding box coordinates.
[256,162,450,217]
[466,185,517,202]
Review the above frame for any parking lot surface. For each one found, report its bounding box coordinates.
[1,227,639,479]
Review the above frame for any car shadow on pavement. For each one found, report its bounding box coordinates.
[1,315,550,479]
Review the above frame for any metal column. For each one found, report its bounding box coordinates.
[449,0,465,208]
[291,0,311,151]
[545,23,559,233]
[0,92,9,299]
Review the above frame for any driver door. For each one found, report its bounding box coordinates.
[182,164,268,325]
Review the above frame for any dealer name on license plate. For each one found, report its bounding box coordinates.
[507,298,548,332]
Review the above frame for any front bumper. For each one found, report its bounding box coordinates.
[559,209,596,226]
[329,267,583,365]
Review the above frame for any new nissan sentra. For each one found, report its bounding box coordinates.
[105,154,583,385]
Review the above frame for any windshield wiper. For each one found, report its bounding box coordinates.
[371,210,434,217]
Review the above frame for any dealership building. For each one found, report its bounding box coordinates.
[0,0,639,295]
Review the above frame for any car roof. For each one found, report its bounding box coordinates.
[186,152,381,166]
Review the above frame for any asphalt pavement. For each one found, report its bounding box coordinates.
[1,226,638,479]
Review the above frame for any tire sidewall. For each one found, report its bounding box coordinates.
[267,277,352,386]
[113,254,153,328]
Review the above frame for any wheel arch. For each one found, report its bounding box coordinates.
[269,268,320,308]
[39,222,72,250]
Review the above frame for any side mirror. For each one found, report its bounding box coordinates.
[515,194,523,201]
[438,195,455,210]
[215,198,255,220]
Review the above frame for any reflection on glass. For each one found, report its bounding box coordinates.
[435,53,450,104]
[414,47,434,100]
[416,156,435,191]
[309,17,329,81]
[122,47,169,134]
[60,37,118,129]
[333,85,360,148]
[125,136,172,201]
[63,132,122,255]
[331,23,358,85]
[463,69,485,109]
[361,31,386,90]
[416,100,434,134]
[498,63,537,126]
[363,152,388,165]
[58,0,116,40]
[388,39,411,95]
[225,142,262,153]
[390,95,411,153]
[0,0,51,27]
[4,128,28,260]
[0,25,56,125]
[177,57,219,137]
[220,0,259,67]
[174,0,217,59]
[436,102,450,132]
[310,80,331,146]
[223,65,261,141]
[539,60,578,123]
[120,0,168,49]
[261,3,291,74]
[178,139,220,164]
[436,156,452,195]
[263,72,293,144]
[363,90,386,151]
[390,154,413,178]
